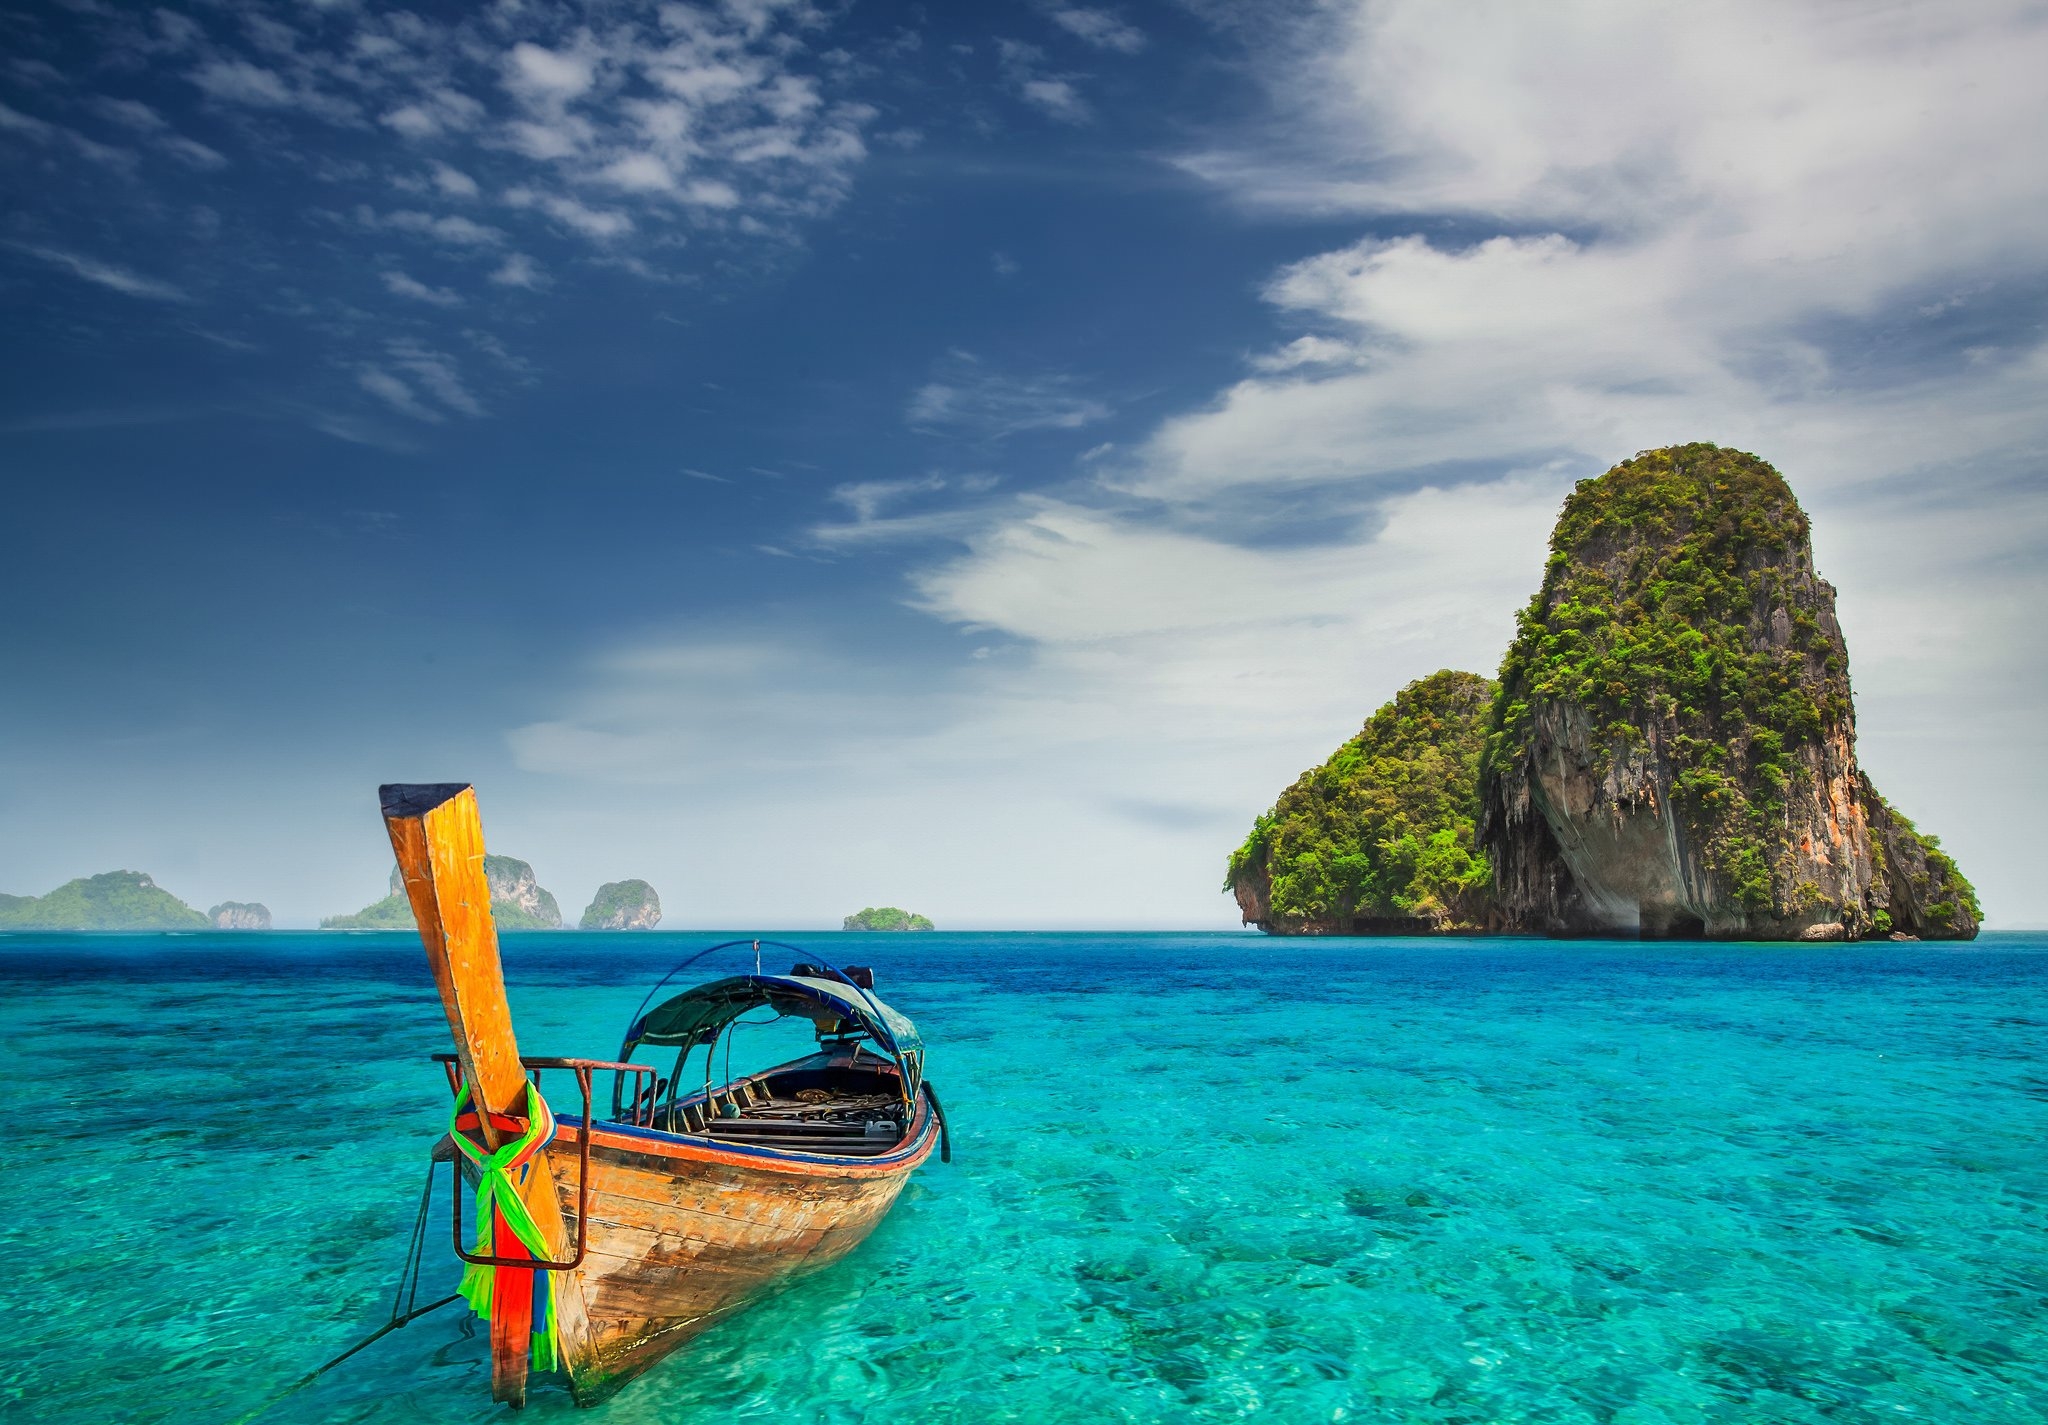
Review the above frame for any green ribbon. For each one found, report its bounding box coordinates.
[448,1080,562,1372]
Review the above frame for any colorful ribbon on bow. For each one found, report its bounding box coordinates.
[449,1080,563,1372]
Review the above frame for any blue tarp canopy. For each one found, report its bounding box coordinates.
[625,973,924,1061]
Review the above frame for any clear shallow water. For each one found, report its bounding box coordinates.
[2,931,2044,1425]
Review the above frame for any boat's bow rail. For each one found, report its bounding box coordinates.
[431,1051,661,1128]
[432,1048,655,1277]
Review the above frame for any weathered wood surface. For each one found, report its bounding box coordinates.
[547,1105,938,1404]
[381,782,591,1406]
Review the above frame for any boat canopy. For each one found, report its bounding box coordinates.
[625,973,924,1064]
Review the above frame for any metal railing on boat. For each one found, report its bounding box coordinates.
[431,1053,657,1272]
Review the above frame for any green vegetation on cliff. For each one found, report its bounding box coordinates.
[1227,670,1496,932]
[320,895,414,930]
[581,879,662,930]
[1859,777,1982,937]
[1486,445,1849,915]
[843,907,934,931]
[323,854,563,930]
[0,871,209,930]
[1232,443,1979,939]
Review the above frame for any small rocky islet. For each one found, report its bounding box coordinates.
[843,907,935,931]
[1229,443,1980,941]
[207,901,272,930]
[580,879,661,930]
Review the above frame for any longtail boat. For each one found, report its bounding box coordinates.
[380,782,949,1407]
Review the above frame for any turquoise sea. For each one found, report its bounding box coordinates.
[3,931,2044,1424]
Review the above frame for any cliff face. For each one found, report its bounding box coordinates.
[1228,671,1496,934]
[208,902,272,930]
[1480,443,1979,940]
[1858,777,1981,939]
[327,856,564,930]
[482,856,564,929]
[581,879,662,930]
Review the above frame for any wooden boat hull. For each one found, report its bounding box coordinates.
[544,1094,941,1403]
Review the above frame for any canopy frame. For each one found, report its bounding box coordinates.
[615,941,924,1109]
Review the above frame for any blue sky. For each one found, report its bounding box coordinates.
[3,0,2045,929]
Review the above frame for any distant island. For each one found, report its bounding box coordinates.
[843,907,934,931]
[0,870,209,930]
[324,855,564,930]
[208,902,272,930]
[581,879,662,930]
[1229,444,1980,941]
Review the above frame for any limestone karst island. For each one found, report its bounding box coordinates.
[580,879,662,930]
[1228,444,1980,942]
[843,907,935,931]
[325,860,662,930]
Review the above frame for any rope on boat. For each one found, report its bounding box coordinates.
[225,1163,459,1425]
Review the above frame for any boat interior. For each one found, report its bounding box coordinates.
[605,953,930,1159]
[631,1050,913,1156]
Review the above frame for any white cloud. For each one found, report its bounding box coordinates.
[0,100,137,170]
[430,162,479,198]
[188,59,294,107]
[369,208,505,246]
[998,39,1092,125]
[355,342,482,421]
[386,339,484,416]
[186,57,360,123]
[1019,78,1090,125]
[907,356,1112,437]
[101,0,878,289]
[489,252,546,289]
[599,152,673,191]
[505,479,1560,925]
[158,135,227,169]
[505,42,597,105]
[1048,7,1146,54]
[507,189,635,239]
[357,365,441,421]
[832,475,949,523]
[1248,333,1358,373]
[380,270,463,306]
[90,97,165,131]
[16,244,189,302]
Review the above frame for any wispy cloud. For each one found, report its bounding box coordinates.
[9,0,891,435]
[0,99,135,171]
[1046,7,1147,54]
[380,271,463,307]
[386,339,483,417]
[363,208,504,247]
[805,474,997,547]
[357,365,442,422]
[907,354,1111,437]
[15,244,190,302]
[997,41,1092,125]
[488,253,546,289]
